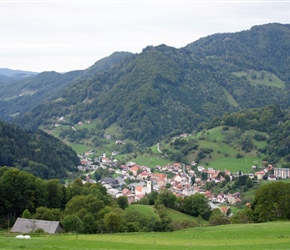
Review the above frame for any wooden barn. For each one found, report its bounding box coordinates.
[11,218,62,234]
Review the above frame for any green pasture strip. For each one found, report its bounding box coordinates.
[133,155,171,168]
[165,208,208,225]
[222,88,239,107]
[150,144,160,154]
[198,140,238,155]
[2,222,290,250]
[252,139,267,149]
[129,204,156,215]
[232,70,285,88]
[206,156,261,173]
[202,126,225,141]
[165,208,197,221]
[68,143,91,154]
[105,123,123,138]
[130,205,204,224]
[226,204,242,214]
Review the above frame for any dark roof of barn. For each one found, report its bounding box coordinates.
[11,218,62,234]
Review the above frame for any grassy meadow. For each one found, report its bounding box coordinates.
[2,221,290,249]
[232,70,285,88]
[206,156,261,173]
[129,204,207,226]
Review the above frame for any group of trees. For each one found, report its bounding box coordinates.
[1,166,290,233]
[0,167,114,233]
[138,189,212,221]
[0,167,206,234]
[0,120,80,179]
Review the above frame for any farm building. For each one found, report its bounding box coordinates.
[11,218,62,234]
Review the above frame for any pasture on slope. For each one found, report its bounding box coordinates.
[1,221,290,249]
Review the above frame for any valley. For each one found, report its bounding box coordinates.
[1,23,290,236]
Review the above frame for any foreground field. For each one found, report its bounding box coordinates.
[1,221,290,249]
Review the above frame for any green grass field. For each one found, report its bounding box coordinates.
[130,204,205,225]
[1,221,290,249]
[129,204,157,216]
[133,155,171,168]
[232,70,285,88]
[222,88,239,107]
[206,156,261,173]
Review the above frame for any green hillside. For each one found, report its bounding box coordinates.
[12,23,290,147]
[129,204,204,225]
[0,120,80,179]
[159,104,290,168]
[0,52,131,122]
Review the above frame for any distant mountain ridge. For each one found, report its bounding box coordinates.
[0,68,38,78]
[4,23,290,146]
[0,52,132,121]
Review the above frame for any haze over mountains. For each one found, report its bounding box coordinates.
[0,68,38,78]
[1,23,290,146]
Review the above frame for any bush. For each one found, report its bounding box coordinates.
[236,153,244,158]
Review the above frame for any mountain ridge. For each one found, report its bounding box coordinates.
[5,23,290,146]
[0,68,38,78]
[0,52,132,121]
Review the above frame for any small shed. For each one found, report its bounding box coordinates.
[11,218,62,234]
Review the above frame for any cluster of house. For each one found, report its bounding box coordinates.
[78,150,287,207]
[98,162,168,203]
[11,155,287,235]
[95,162,247,206]
[252,163,280,180]
[78,154,242,205]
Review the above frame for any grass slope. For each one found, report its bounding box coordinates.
[1,221,290,249]
[129,204,157,216]
[160,126,266,173]
[232,70,285,88]
[130,204,204,225]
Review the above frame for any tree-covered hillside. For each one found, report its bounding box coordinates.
[13,23,290,146]
[0,52,132,122]
[0,120,80,179]
[0,70,83,121]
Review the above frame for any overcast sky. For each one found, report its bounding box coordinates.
[1,1,290,72]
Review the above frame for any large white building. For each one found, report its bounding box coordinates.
[274,168,290,179]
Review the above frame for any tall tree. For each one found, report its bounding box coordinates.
[182,193,211,220]
[252,182,290,222]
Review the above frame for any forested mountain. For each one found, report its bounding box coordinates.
[11,23,290,146]
[185,23,290,83]
[0,70,83,121]
[0,120,80,179]
[0,52,132,121]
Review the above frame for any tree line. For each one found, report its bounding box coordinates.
[0,167,207,233]
[2,167,289,234]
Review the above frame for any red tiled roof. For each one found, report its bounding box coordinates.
[220,206,228,213]
[130,166,139,171]
[135,186,143,192]
[122,188,131,195]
